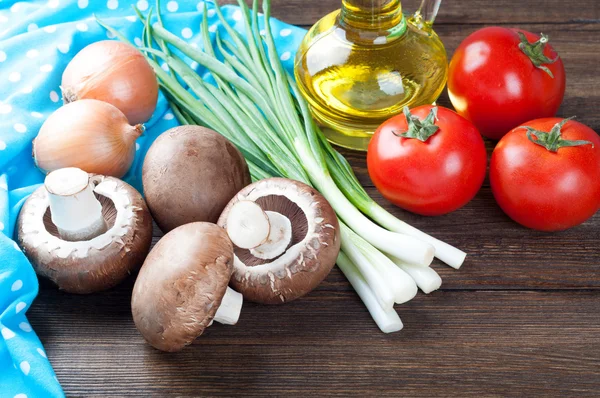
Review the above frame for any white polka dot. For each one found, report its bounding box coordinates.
[190,43,198,48]
[31,111,43,118]
[40,64,53,73]
[135,142,140,151]
[280,51,291,61]
[0,221,4,230]
[22,85,33,94]
[13,242,21,251]
[163,112,174,120]
[9,72,21,83]
[78,0,88,8]
[280,28,292,37]
[1,327,15,339]
[190,61,198,69]
[20,361,30,376]
[14,123,27,133]
[208,25,217,33]
[160,63,169,71]
[44,25,57,33]
[26,49,39,58]
[196,2,203,12]
[0,141,6,151]
[37,348,47,358]
[166,1,178,12]
[181,27,193,39]
[14,394,28,398]
[207,8,216,17]
[233,9,242,21]
[107,0,118,10]
[16,302,27,313]
[126,15,136,22]
[50,91,60,102]
[76,22,88,32]
[19,322,32,332]
[27,23,39,32]
[106,30,116,39]
[0,51,6,62]
[57,43,70,54]
[137,0,148,11]
[259,29,266,36]
[11,280,23,291]
[0,103,12,114]
[48,0,60,8]
[10,3,21,12]
[134,37,142,46]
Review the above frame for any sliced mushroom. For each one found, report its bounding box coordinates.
[131,222,243,352]
[17,167,153,294]
[218,178,341,304]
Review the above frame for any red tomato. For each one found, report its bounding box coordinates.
[448,27,566,140]
[367,105,487,216]
[490,118,600,231]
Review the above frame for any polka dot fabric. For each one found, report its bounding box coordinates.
[0,1,306,397]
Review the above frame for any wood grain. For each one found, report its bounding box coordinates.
[29,287,600,397]
[29,0,600,396]
[222,0,600,26]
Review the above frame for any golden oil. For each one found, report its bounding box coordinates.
[294,0,447,150]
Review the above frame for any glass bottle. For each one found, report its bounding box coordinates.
[294,0,447,151]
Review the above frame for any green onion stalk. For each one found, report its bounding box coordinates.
[97,0,466,333]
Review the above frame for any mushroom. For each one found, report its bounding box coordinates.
[131,222,243,352]
[217,178,341,304]
[17,167,153,294]
[142,125,251,233]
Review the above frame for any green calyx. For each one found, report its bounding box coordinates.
[518,32,559,78]
[524,117,594,152]
[393,106,440,142]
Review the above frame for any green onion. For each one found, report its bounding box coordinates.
[98,0,466,332]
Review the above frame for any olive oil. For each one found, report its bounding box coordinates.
[295,0,447,150]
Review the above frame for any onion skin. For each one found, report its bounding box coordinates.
[62,41,158,125]
[33,99,143,178]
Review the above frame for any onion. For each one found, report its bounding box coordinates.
[61,40,158,125]
[33,99,144,178]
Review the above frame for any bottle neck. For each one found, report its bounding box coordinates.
[340,0,404,31]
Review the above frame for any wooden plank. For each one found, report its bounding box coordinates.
[221,0,600,26]
[29,289,600,396]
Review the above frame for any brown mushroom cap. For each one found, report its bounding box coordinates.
[142,126,251,233]
[17,175,153,294]
[131,222,234,352]
[218,178,341,304]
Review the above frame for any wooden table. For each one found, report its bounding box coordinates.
[28,0,600,396]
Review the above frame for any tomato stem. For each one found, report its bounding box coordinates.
[518,32,559,78]
[524,117,595,152]
[393,107,439,142]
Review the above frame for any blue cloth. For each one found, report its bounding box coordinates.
[0,1,306,396]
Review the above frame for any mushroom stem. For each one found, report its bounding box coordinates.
[226,201,293,260]
[250,211,292,260]
[213,287,243,325]
[44,167,107,241]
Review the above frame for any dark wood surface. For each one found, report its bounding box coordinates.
[28,0,600,396]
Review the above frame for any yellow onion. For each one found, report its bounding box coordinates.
[33,99,144,178]
[61,41,158,125]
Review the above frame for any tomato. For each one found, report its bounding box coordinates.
[490,118,600,231]
[367,105,487,216]
[448,27,566,140]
